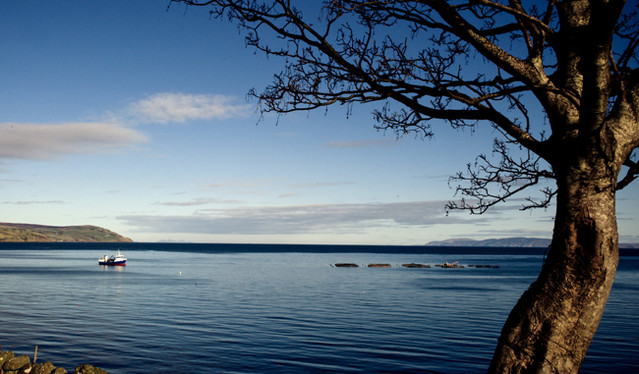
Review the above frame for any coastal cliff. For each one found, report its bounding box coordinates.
[0,223,132,243]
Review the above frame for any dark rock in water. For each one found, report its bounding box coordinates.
[74,364,110,374]
[468,264,500,268]
[32,362,57,374]
[402,263,431,268]
[368,263,391,268]
[334,263,359,267]
[3,354,30,371]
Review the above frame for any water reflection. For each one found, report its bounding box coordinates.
[98,265,126,272]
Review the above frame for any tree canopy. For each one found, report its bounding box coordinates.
[174,0,638,214]
[172,1,639,372]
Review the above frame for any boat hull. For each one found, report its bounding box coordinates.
[98,260,126,266]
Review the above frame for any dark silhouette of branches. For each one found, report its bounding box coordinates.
[446,138,555,214]
[618,153,639,190]
[172,0,639,213]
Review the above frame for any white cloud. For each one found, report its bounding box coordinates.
[119,200,471,235]
[127,92,253,124]
[0,92,251,162]
[0,122,147,160]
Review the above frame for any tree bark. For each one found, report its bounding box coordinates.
[488,156,620,373]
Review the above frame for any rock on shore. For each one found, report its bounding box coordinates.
[0,344,110,374]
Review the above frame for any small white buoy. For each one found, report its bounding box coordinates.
[179,271,182,276]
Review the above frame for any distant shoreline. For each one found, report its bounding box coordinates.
[425,237,639,249]
[0,242,636,256]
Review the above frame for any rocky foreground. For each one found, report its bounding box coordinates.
[0,345,109,374]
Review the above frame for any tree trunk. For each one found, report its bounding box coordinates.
[488,158,620,373]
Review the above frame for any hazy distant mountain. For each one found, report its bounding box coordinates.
[426,237,638,249]
[426,237,552,248]
[0,222,132,243]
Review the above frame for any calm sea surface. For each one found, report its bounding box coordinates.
[0,243,637,373]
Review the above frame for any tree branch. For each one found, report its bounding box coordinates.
[617,154,639,190]
[446,138,555,214]
[172,0,639,211]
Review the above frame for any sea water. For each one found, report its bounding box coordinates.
[0,243,637,373]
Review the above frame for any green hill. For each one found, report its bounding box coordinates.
[0,222,133,242]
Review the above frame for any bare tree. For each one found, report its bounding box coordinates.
[172,0,639,372]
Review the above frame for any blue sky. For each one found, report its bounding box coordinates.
[1,1,637,244]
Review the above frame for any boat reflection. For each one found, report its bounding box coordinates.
[99,264,126,272]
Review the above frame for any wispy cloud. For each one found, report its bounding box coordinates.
[278,193,299,198]
[207,181,265,189]
[0,122,147,160]
[2,200,65,205]
[156,197,242,206]
[291,181,357,188]
[1,92,252,162]
[127,92,253,124]
[119,200,469,235]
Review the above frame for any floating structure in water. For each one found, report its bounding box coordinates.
[401,263,431,268]
[467,264,500,268]
[434,262,465,268]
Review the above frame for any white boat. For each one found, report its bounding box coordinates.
[98,249,127,266]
